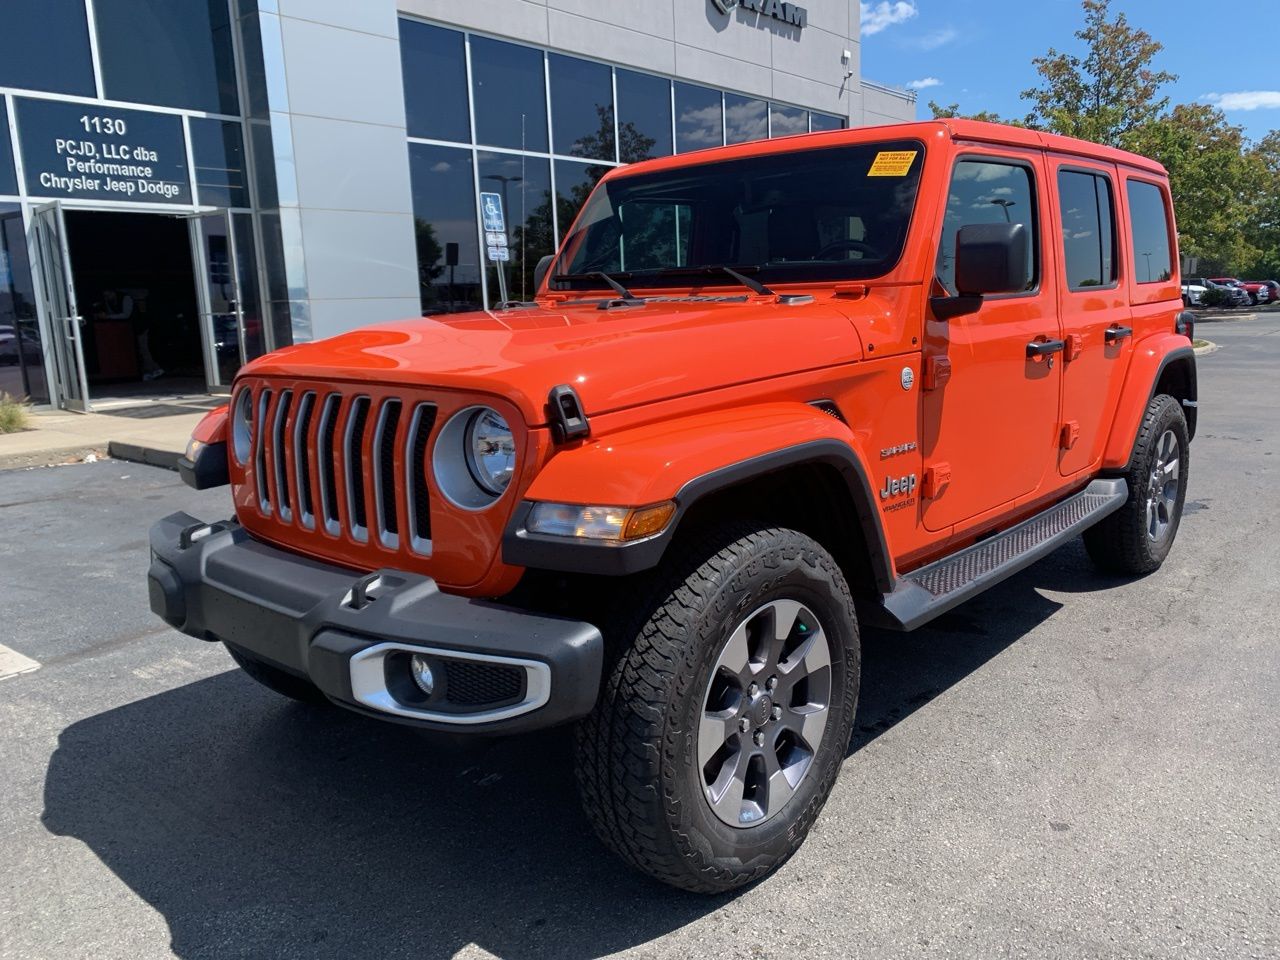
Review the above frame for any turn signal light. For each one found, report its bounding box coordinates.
[527,500,677,542]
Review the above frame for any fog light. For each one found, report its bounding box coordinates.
[410,654,435,695]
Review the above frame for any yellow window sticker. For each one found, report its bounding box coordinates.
[867,150,918,177]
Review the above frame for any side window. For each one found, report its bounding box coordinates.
[1058,169,1117,289]
[1126,180,1173,283]
[937,159,1037,295]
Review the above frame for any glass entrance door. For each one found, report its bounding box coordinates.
[187,211,244,389]
[31,202,91,413]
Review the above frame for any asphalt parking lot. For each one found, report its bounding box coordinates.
[1,314,1278,960]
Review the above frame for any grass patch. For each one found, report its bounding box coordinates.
[0,393,31,433]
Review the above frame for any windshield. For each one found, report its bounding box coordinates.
[555,140,925,291]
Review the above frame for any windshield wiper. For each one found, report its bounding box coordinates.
[650,265,775,297]
[552,270,642,302]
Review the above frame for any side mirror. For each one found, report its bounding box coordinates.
[931,222,1028,321]
[954,222,1028,296]
[533,254,555,294]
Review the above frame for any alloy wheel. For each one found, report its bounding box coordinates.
[697,599,833,828]
[1146,428,1180,542]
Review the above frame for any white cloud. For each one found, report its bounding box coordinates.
[908,27,958,50]
[1201,91,1280,111]
[861,1,917,36]
[906,77,941,90]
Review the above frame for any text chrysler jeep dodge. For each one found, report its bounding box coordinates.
[149,120,1196,893]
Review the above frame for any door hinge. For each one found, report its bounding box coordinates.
[1060,420,1080,450]
[1065,333,1083,362]
[922,356,952,391]
[923,462,952,499]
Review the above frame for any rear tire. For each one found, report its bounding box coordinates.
[575,524,859,893]
[226,644,330,704]
[1084,394,1189,575]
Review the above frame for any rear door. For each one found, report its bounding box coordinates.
[1051,160,1134,475]
[921,148,1063,532]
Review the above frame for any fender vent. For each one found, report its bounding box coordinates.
[808,399,846,423]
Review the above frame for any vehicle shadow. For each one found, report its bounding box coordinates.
[42,542,1102,960]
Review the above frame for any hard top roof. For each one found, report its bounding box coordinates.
[609,118,1168,181]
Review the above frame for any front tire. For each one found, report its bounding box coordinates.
[1084,394,1190,575]
[575,525,859,893]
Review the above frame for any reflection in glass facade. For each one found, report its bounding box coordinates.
[616,70,673,162]
[95,0,240,114]
[191,118,250,208]
[770,103,809,137]
[725,94,768,145]
[399,19,848,309]
[550,54,615,161]
[0,205,48,404]
[0,102,16,197]
[478,152,552,304]
[675,83,724,153]
[408,143,482,315]
[471,36,548,153]
[400,20,470,143]
[0,0,96,97]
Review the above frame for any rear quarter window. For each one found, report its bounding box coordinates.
[1125,180,1174,284]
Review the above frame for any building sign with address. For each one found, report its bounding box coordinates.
[14,98,191,205]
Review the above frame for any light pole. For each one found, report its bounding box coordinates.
[990,198,1015,222]
[1142,252,1152,282]
[483,174,522,304]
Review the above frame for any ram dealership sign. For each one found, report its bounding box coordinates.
[711,0,807,29]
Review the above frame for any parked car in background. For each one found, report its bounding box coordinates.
[1238,279,1274,305]
[1181,280,1207,306]
[1253,280,1280,304]
[1209,278,1256,307]
[1185,277,1248,307]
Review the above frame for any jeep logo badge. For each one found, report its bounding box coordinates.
[880,473,918,499]
[901,367,914,391]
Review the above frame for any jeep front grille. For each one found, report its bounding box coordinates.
[238,383,437,556]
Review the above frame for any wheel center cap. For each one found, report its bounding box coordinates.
[749,693,774,727]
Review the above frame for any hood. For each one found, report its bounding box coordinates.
[243,297,865,426]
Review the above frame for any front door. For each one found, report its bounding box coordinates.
[921,151,1063,533]
[187,211,244,389]
[31,202,90,413]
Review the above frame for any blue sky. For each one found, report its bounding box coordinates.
[858,0,1280,143]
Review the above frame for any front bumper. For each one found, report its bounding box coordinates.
[147,512,603,733]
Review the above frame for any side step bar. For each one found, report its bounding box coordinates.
[877,478,1129,631]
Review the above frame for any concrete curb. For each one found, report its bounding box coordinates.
[0,446,108,472]
[1193,339,1219,357]
[106,441,182,471]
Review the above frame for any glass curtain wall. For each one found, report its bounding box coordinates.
[0,0,262,404]
[399,17,845,312]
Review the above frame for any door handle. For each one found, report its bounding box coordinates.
[1105,324,1133,343]
[1026,338,1066,359]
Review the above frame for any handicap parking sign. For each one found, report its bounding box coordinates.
[480,192,506,234]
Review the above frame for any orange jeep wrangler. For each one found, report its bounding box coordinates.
[149,120,1196,893]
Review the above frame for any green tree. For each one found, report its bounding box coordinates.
[1021,0,1176,146]
[1125,105,1263,272]
[927,100,1013,124]
[1242,131,1280,278]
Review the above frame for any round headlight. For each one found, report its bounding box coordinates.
[465,407,516,495]
[231,388,253,463]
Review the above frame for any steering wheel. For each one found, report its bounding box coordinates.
[815,238,881,261]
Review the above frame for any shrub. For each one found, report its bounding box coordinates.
[1200,286,1232,308]
[0,393,31,434]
